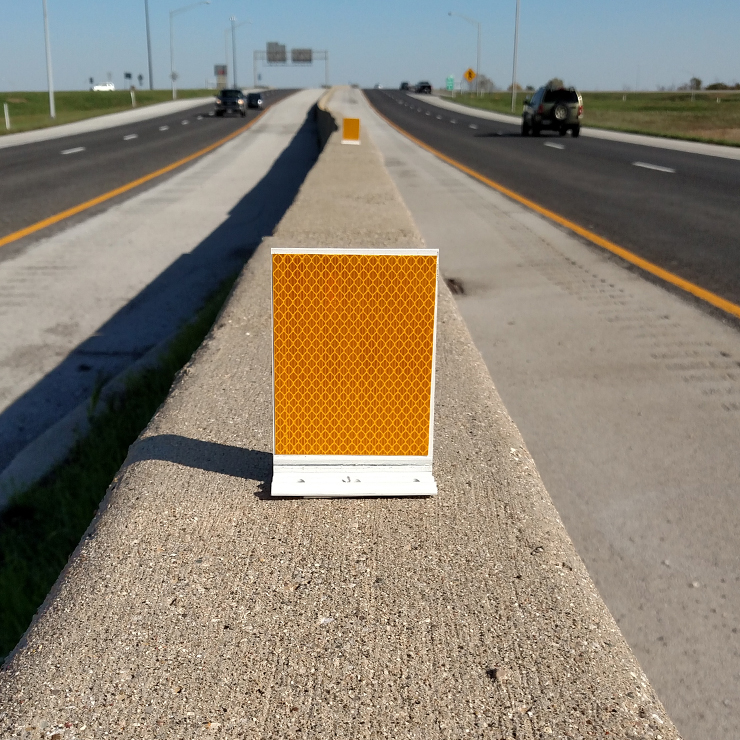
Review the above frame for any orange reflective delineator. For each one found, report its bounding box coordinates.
[270,248,439,498]
[342,117,361,145]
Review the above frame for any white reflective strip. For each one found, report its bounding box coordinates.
[61,147,85,155]
[633,161,676,173]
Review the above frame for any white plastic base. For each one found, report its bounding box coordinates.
[341,139,361,145]
[271,467,436,497]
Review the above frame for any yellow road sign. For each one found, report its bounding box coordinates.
[464,68,476,82]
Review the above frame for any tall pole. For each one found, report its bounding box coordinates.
[144,0,154,90]
[511,0,520,111]
[169,11,176,99]
[449,12,481,97]
[476,21,481,96]
[231,17,237,87]
[42,0,55,119]
[170,2,211,100]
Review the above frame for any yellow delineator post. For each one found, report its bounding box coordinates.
[341,117,361,145]
[271,248,439,497]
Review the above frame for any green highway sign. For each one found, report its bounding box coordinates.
[446,75,455,91]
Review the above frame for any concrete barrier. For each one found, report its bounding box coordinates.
[0,91,680,739]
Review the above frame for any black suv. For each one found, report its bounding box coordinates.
[247,92,264,109]
[400,81,410,91]
[215,89,246,117]
[522,86,582,136]
[415,81,432,94]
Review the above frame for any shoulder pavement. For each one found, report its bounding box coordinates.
[414,92,740,160]
[0,88,679,739]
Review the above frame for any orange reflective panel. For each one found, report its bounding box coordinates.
[272,252,437,456]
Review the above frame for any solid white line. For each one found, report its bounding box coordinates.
[123,134,138,141]
[159,125,169,131]
[61,147,85,155]
[633,161,676,173]
[545,142,565,150]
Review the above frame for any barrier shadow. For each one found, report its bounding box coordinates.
[0,106,319,475]
[127,434,272,498]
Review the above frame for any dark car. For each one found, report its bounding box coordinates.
[215,89,246,117]
[400,81,410,91]
[247,92,264,109]
[521,85,582,136]
[415,81,432,94]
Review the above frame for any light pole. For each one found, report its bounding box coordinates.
[42,0,55,118]
[144,0,154,90]
[228,17,252,88]
[169,1,210,100]
[510,0,520,111]
[449,11,481,96]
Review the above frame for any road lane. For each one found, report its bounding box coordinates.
[0,90,291,250]
[366,89,740,310]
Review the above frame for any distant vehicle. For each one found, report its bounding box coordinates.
[92,82,115,92]
[373,84,383,89]
[521,85,583,137]
[215,88,246,117]
[400,82,410,91]
[246,92,264,110]
[415,81,432,94]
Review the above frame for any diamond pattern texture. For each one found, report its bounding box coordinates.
[272,252,437,456]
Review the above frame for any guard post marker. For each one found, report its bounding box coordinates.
[271,248,439,497]
[341,117,361,145]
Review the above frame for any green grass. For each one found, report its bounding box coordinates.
[443,90,740,146]
[0,274,237,661]
[0,89,215,136]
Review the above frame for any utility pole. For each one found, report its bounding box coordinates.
[511,0,521,112]
[144,0,154,89]
[231,16,237,87]
[42,0,56,118]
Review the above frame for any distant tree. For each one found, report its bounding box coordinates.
[525,85,535,91]
[689,77,702,90]
[507,82,523,92]
[477,74,498,93]
[706,82,729,90]
[546,77,564,89]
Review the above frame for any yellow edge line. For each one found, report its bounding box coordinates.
[366,93,740,322]
[0,109,268,251]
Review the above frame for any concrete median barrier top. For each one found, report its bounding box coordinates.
[0,89,680,739]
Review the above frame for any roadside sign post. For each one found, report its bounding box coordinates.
[270,248,440,497]
[446,75,455,97]
[464,67,477,93]
[3,103,9,131]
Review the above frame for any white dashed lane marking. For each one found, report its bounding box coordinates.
[123,134,138,141]
[545,142,565,150]
[159,126,169,131]
[469,124,478,129]
[633,161,676,173]
[182,120,189,125]
[61,147,85,155]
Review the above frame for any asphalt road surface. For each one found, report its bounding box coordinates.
[365,89,740,311]
[0,90,293,252]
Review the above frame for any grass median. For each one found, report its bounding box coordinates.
[0,273,237,661]
[0,89,215,135]
[443,90,740,146]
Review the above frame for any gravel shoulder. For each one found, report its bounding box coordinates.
[0,90,680,739]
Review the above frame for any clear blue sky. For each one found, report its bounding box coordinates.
[1,0,738,92]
